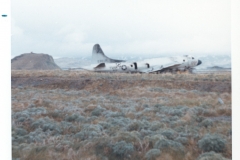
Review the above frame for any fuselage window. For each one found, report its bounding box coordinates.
[183,59,185,62]
[192,57,194,59]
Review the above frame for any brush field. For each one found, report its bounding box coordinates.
[11,70,231,160]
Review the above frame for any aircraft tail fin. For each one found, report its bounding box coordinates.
[92,44,125,64]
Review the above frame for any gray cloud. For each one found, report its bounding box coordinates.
[11,0,230,58]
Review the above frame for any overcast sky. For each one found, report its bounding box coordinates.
[11,0,230,58]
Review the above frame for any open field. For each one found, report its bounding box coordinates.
[12,70,231,160]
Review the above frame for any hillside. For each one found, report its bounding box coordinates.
[11,53,61,70]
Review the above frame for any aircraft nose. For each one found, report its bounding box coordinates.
[197,60,202,66]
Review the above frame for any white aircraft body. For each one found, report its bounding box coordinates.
[81,44,202,73]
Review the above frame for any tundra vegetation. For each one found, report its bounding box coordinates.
[12,70,231,160]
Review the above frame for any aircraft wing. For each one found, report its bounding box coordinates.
[141,63,181,73]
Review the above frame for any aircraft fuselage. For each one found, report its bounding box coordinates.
[82,56,201,73]
[80,44,202,73]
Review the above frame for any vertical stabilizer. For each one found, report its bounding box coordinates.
[92,44,125,64]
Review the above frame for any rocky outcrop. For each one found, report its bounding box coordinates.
[11,53,61,70]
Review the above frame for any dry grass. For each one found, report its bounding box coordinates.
[11,70,231,82]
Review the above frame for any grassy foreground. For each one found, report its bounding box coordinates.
[12,70,231,160]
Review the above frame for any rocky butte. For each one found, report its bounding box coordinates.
[11,53,61,70]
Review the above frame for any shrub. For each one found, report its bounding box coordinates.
[174,126,185,133]
[86,116,98,122]
[60,121,78,133]
[228,129,232,136]
[203,109,217,117]
[146,134,165,148]
[106,117,131,128]
[175,137,188,145]
[31,117,62,135]
[99,121,112,130]
[65,113,85,122]
[27,107,47,115]
[153,104,164,110]
[82,124,103,132]
[94,137,113,156]
[175,125,200,139]
[154,139,185,153]
[160,117,170,123]
[115,131,141,144]
[105,111,125,118]
[179,89,187,93]
[106,95,120,102]
[160,129,177,140]
[121,107,136,114]
[140,119,152,130]
[75,131,100,140]
[14,128,28,136]
[198,134,227,153]
[63,105,83,113]
[145,149,161,160]
[27,128,49,143]
[13,108,47,126]
[200,119,213,128]
[42,123,62,134]
[42,100,52,108]
[150,87,163,92]
[74,124,103,140]
[127,121,141,131]
[168,107,186,117]
[156,113,166,118]
[48,109,65,120]
[12,136,27,144]
[91,107,105,116]
[31,118,45,129]
[192,106,205,115]
[143,104,149,108]
[23,146,50,160]
[169,116,179,122]
[154,105,188,117]
[13,111,32,123]
[196,151,228,160]
[112,141,134,158]
[28,104,36,108]
[169,120,186,128]
[149,121,164,131]
[139,129,152,138]
[195,116,205,123]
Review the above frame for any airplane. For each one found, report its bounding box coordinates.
[81,44,202,74]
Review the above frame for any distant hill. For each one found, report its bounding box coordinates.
[12,53,61,70]
[54,57,91,69]
[207,66,227,69]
